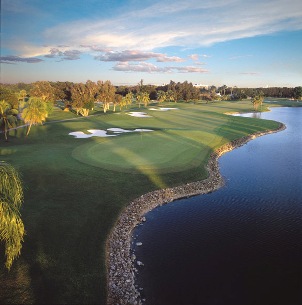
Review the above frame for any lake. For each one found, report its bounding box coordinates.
[132,107,302,305]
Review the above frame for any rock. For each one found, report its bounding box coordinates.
[136,242,142,246]
[137,261,144,266]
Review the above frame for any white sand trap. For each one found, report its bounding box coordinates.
[134,129,153,132]
[127,112,152,117]
[149,107,179,111]
[69,128,154,138]
[69,132,89,138]
[107,128,133,133]
[88,129,116,137]
[108,127,153,133]
[69,129,116,138]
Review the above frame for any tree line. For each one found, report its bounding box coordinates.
[1,80,301,139]
[2,80,301,103]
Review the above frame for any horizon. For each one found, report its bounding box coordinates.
[1,0,302,87]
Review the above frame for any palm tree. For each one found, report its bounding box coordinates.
[124,92,133,108]
[21,97,49,136]
[142,92,150,107]
[157,90,166,104]
[251,95,264,111]
[0,162,25,270]
[17,90,27,118]
[136,92,150,108]
[0,100,18,141]
[18,90,27,102]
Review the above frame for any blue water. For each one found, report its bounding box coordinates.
[133,107,302,305]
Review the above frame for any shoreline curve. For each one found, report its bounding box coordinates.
[106,122,286,305]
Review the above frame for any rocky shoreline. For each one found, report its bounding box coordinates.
[106,123,286,305]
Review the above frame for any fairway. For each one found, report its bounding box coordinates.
[0,100,283,305]
[72,130,216,173]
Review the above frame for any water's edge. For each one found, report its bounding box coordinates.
[106,121,286,305]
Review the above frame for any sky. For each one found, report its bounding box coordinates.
[1,0,302,87]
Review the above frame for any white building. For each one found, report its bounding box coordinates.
[193,84,209,89]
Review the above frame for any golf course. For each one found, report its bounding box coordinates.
[0,100,286,304]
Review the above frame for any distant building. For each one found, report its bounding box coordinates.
[193,84,209,89]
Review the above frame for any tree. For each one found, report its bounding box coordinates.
[119,97,128,111]
[0,162,25,270]
[294,86,302,100]
[17,90,27,102]
[70,82,95,116]
[17,90,27,115]
[124,92,133,108]
[142,92,150,107]
[157,90,166,104]
[30,81,55,103]
[113,94,122,112]
[70,83,87,115]
[136,92,150,108]
[0,101,18,141]
[0,86,19,110]
[251,95,264,111]
[21,98,49,136]
[96,80,116,113]
[166,90,176,103]
[85,80,98,108]
[137,79,144,93]
[51,81,73,102]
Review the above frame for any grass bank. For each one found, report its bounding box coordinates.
[0,100,284,304]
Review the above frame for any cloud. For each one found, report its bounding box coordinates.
[189,54,199,61]
[80,45,111,52]
[40,0,302,51]
[0,55,44,64]
[172,66,208,73]
[44,48,81,60]
[113,62,166,73]
[240,72,260,75]
[113,62,208,73]
[95,50,184,62]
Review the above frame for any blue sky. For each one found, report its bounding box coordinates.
[1,0,302,87]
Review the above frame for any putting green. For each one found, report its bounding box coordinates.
[71,130,217,173]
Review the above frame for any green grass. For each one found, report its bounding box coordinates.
[0,100,282,304]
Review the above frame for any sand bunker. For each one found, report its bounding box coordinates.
[69,130,114,138]
[107,128,133,133]
[107,128,153,133]
[69,128,153,138]
[149,107,179,111]
[127,112,152,117]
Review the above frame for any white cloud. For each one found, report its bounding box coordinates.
[189,54,199,61]
[113,62,208,73]
[172,66,208,73]
[39,0,302,51]
[240,72,260,75]
[95,50,184,62]
[113,62,166,73]
[2,0,301,82]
